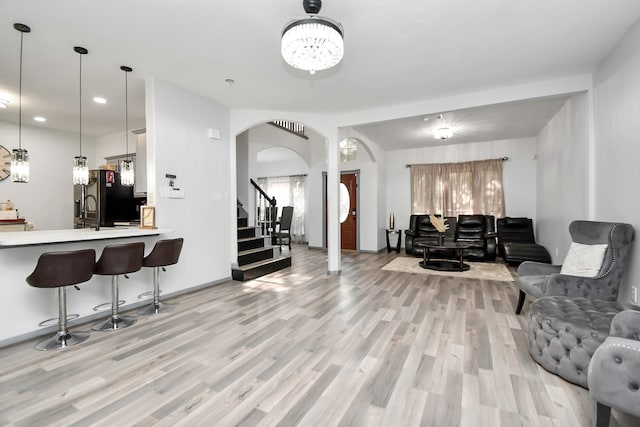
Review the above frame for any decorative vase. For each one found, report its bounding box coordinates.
[389,212,395,230]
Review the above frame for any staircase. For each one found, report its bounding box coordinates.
[231,215,292,281]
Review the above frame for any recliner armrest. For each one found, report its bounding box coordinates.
[405,229,416,237]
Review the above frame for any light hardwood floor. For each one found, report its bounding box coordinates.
[0,246,628,426]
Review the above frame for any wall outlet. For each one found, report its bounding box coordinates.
[633,286,638,304]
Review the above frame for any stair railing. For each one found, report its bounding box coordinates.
[250,179,277,244]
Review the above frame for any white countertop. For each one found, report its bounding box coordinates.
[0,227,172,247]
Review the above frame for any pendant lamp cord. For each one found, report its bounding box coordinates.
[18,30,23,150]
[79,52,83,157]
[125,70,129,161]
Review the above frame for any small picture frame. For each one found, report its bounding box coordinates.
[140,206,156,229]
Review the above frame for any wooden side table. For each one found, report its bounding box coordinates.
[386,229,402,253]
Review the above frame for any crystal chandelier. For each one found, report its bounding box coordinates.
[281,0,344,75]
[72,46,89,185]
[11,23,31,183]
[120,65,134,187]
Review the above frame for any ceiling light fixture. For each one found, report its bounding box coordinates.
[93,96,107,104]
[11,23,31,183]
[0,99,9,109]
[72,46,89,185]
[433,114,453,140]
[120,65,134,187]
[281,0,344,75]
[33,116,46,122]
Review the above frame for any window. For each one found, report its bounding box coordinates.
[410,158,505,217]
[256,175,306,242]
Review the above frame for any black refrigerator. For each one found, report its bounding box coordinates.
[74,169,137,228]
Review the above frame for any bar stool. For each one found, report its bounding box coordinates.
[92,242,144,331]
[138,238,184,315]
[26,249,96,351]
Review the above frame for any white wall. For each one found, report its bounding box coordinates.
[0,121,95,230]
[385,137,538,234]
[94,130,136,166]
[235,131,249,208]
[593,18,640,303]
[536,94,588,263]
[146,77,232,289]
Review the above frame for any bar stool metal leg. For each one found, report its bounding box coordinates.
[92,275,137,331]
[138,267,175,315]
[35,287,89,351]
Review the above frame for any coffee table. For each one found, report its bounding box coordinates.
[416,241,473,272]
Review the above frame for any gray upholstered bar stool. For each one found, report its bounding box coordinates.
[26,249,96,351]
[92,242,144,331]
[138,238,184,315]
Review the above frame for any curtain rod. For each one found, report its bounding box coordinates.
[405,157,509,168]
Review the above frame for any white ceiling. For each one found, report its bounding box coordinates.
[1,0,639,147]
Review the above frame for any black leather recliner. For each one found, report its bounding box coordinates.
[455,214,497,261]
[496,217,551,265]
[405,214,496,261]
[405,214,457,258]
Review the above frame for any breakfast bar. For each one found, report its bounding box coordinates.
[0,227,172,346]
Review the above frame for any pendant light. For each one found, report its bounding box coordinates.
[11,23,31,183]
[120,66,134,187]
[281,0,344,75]
[72,46,89,185]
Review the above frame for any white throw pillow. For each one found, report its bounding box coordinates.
[560,242,608,277]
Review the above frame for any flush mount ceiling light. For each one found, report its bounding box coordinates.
[72,46,89,185]
[433,114,453,140]
[11,23,31,183]
[93,96,107,104]
[281,0,344,75]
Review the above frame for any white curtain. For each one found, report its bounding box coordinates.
[256,175,306,242]
[410,158,505,217]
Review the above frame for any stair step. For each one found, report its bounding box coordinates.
[232,256,292,281]
[237,217,248,228]
[238,236,266,251]
[237,226,257,239]
[238,246,275,266]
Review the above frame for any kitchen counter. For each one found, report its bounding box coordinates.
[0,227,175,346]
[0,227,171,247]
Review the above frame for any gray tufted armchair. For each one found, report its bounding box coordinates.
[515,220,635,314]
[588,310,640,427]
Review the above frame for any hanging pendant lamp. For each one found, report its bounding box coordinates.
[281,0,344,75]
[120,65,134,187]
[72,46,89,185]
[11,23,31,183]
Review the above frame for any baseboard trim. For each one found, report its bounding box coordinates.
[0,276,231,349]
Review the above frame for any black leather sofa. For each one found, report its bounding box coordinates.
[405,214,496,261]
[496,217,551,265]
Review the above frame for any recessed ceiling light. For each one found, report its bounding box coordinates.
[33,116,46,122]
[93,97,107,104]
[0,99,9,108]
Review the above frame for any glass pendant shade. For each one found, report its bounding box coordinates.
[120,159,134,187]
[73,156,89,185]
[11,148,29,183]
[281,17,344,74]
